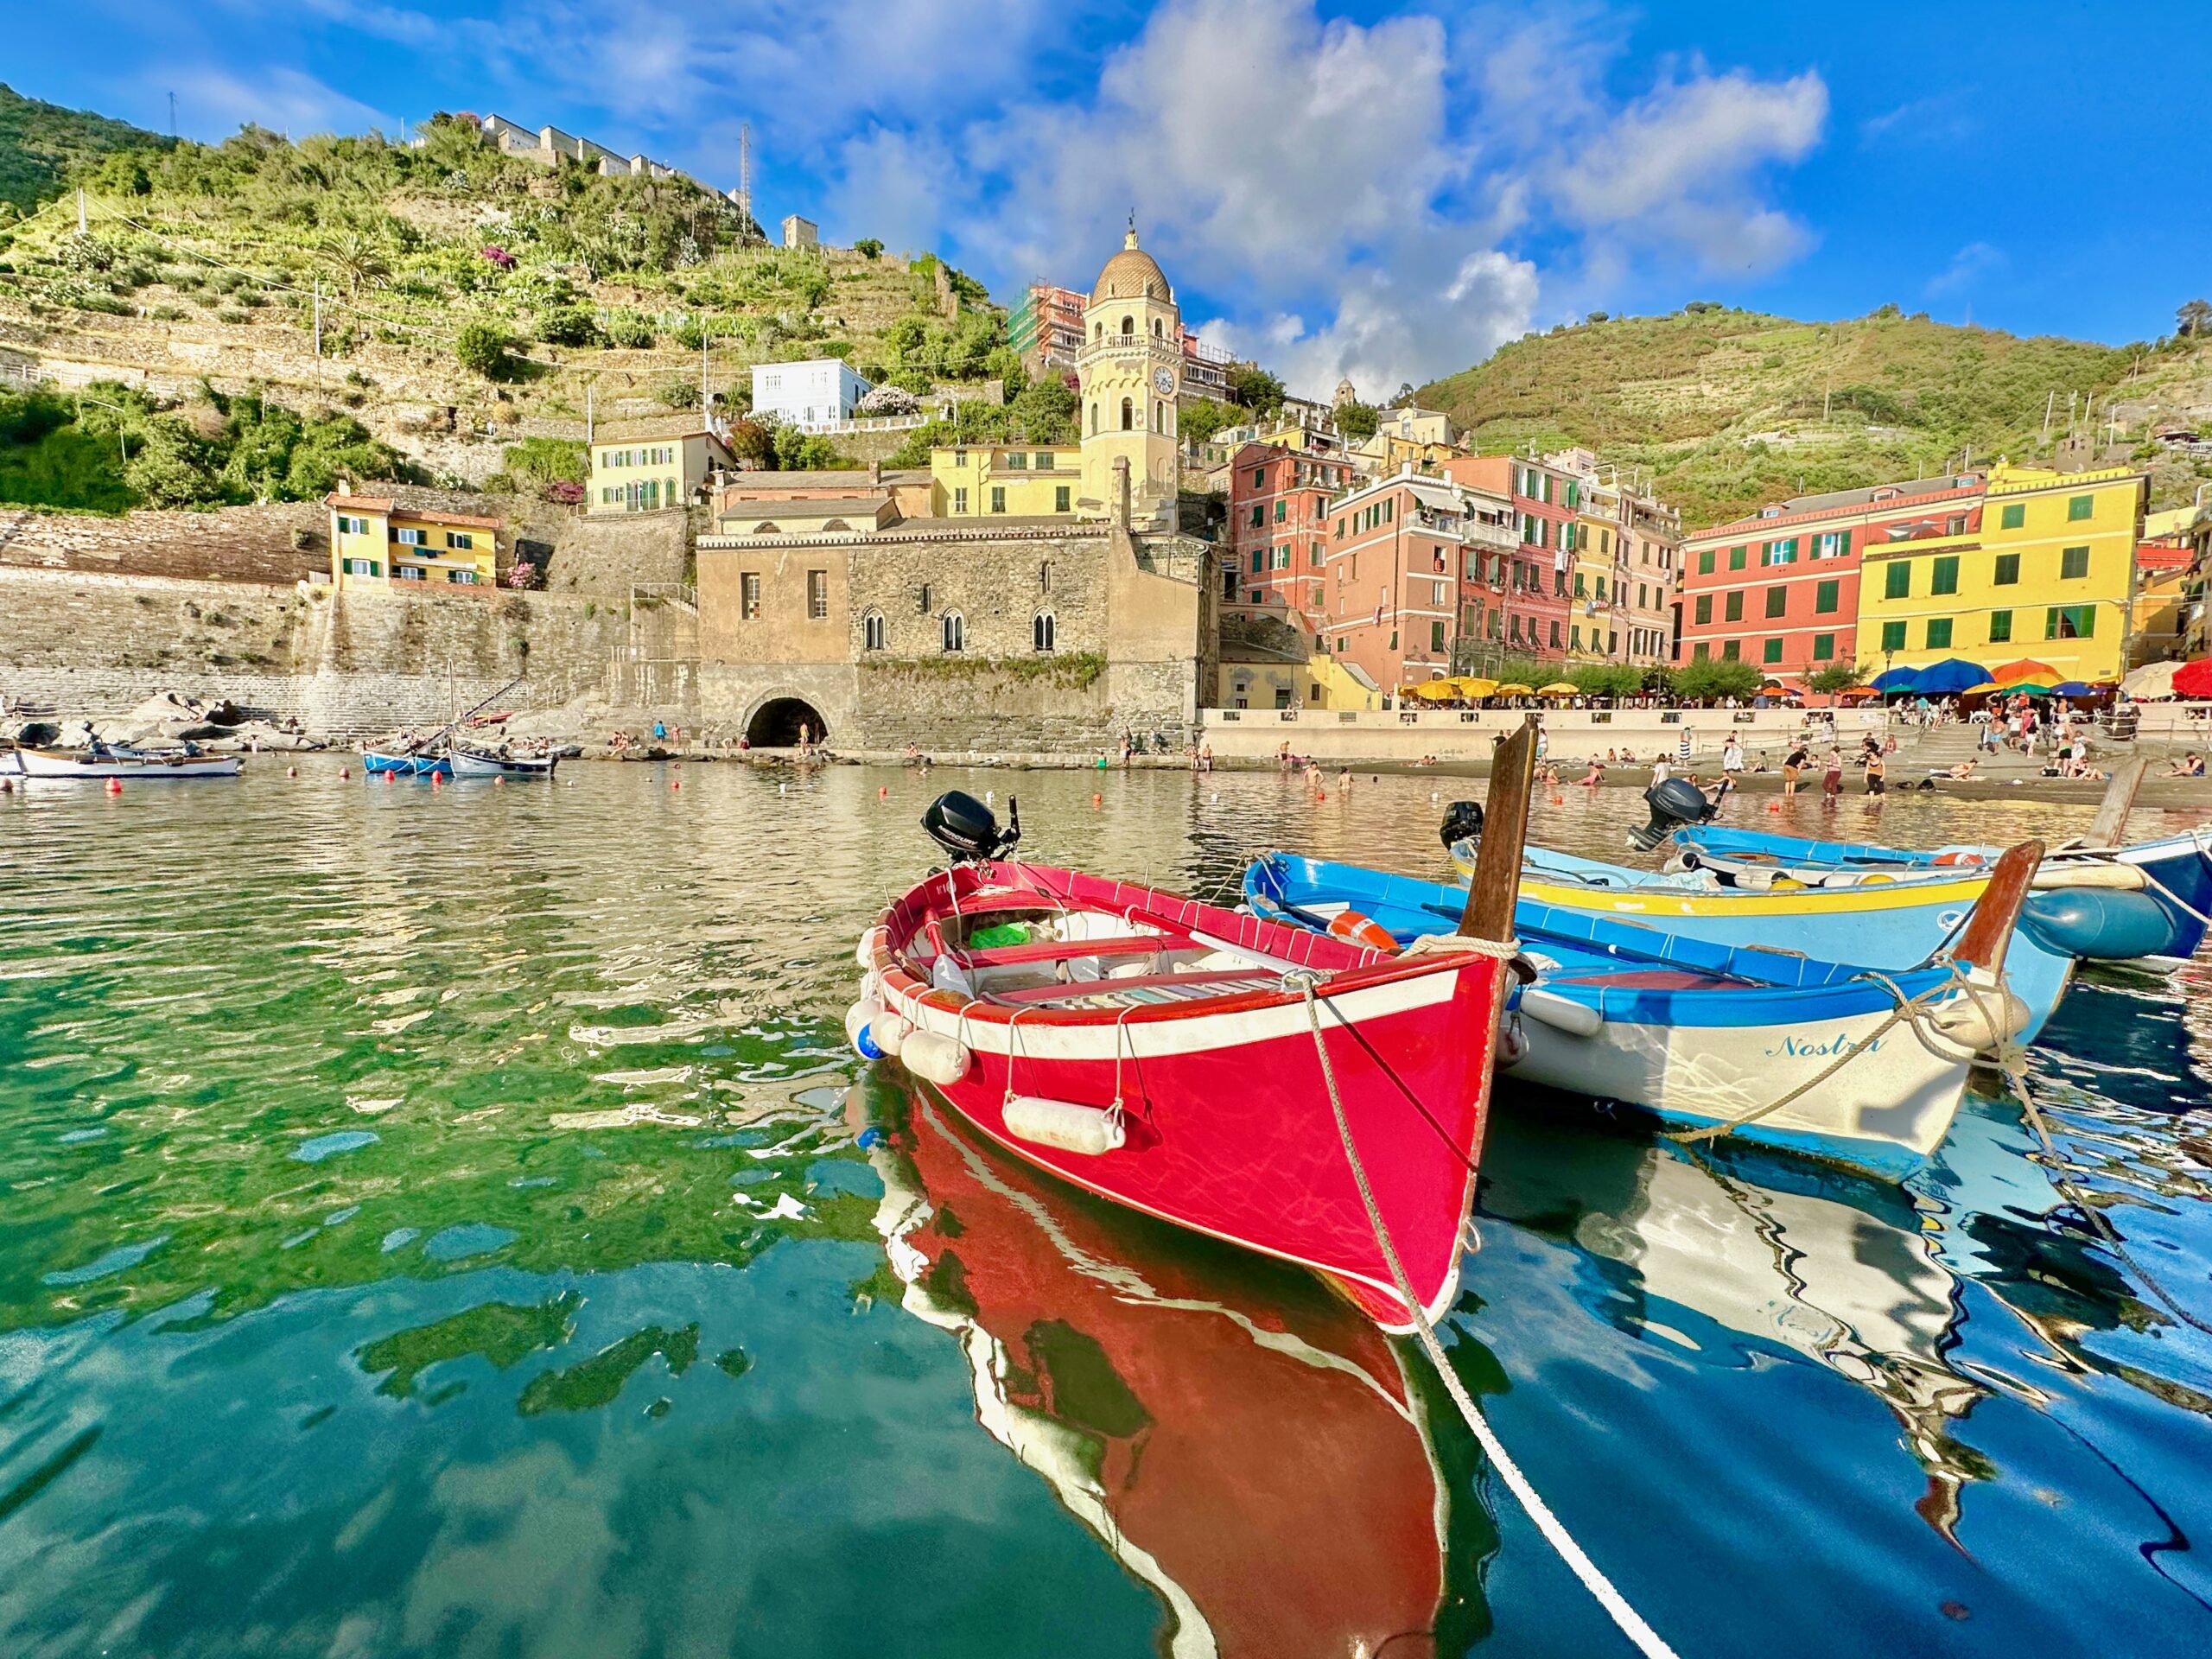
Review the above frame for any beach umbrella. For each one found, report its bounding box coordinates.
[1961,680,2002,696]
[2172,658,2212,699]
[2122,660,2184,699]
[1491,683,1535,698]
[2050,681,2098,698]
[1869,666,1920,692]
[1990,658,2060,685]
[1452,677,1498,700]
[1907,658,1991,696]
[1409,679,1460,702]
[1537,682,1580,696]
[1838,685,1879,701]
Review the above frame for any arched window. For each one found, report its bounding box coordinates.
[862,609,886,652]
[1120,397,1134,431]
[1093,321,1102,341]
[1154,399,1165,434]
[1152,317,1163,338]
[942,611,965,652]
[1033,610,1055,653]
[1120,315,1135,339]
[1089,401,1099,435]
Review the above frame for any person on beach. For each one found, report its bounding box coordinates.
[1722,736,1745,777]
[1579,760,1605,788]
[1822,747,1844,798]
[1199,743,1214,773]
[1783,741,1808,797]
[1863,743,1886,796]
[1650,755,1671,786]
[2170,752,2205,777]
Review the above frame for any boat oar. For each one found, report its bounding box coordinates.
[1460,716,1537,942]
[1948,838,2045,976]
[2082,753,2149,849]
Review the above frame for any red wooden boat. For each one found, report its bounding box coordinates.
[849,721,1538,1331]
[853,1077,1452,1656]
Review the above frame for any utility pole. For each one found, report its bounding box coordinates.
[312,277,322,384]
[168,92,176,137]
[737,122,753,222]
[76,188,86,236]
[2042,390,2055,445]
[586,379,594,445]
[700,323,710,425]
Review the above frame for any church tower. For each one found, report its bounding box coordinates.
[1077,222,1181,529]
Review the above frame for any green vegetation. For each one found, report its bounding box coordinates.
[1808,661,1870,696]
[0,379,404,512]
[1333,400,1381,442]
[1564,662,1645,699]
[1179,397,1237,448]
[0,82,174,212]
[884,374,1082,466]
[1225,362,1286,418]
[1418,305,2148,524]
[863,651,1107,690]
[1669,658,1764,702]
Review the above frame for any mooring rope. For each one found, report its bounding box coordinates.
[1294,973,1681,1659]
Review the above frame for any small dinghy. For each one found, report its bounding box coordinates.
[449,745,558,779]
[361,748,451,778]
[8,744,240,780]
[1246,839,2045,1179]
[850,721,1542,1331]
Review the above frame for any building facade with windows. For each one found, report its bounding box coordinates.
[1852,462,2148,683]
[1440,455,1576,662]
[927,444,1083,518]
[1675,474,1983,679]
[1223,441,1356,625]
[1315,468,1516,691]
[588,424,737,515]
[326,493,499,593]
[751,358,871,428]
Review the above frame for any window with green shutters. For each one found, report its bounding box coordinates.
[1431,620,1446,651]
[1999,502,2024,530]
[1566,481,1580,508]
[1274,498,1287,522]
[1055,486,1071,512]
[1725,591,1744,622]
[2045,605,2094,639]
[1728,546,1747,570]
[1884,561,1910,599]
[2067,494,2093,521]
[1815,579,1840,613]
[1694,642,1710,661]
[1250,550,1265,574]
[1723,640,1740,661]
[1764,639,1783,664]
[1926,618,1953,648]
[1880,620,1906,651]
[2060,545,2089,580]
[1765,586,1787,618]
[1764,537,1798,565]
[1931,555,1959,595]
[1694,594,1713,625]
[1813,632,1835,660]
[1574,571,1586,596]
[1993,552,2019,586]
[1988,610,2012,643]
[1698,549,1715,575]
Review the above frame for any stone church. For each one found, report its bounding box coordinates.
[694,228,1216,752]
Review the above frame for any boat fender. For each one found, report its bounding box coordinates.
[854,926,884,969]
[1001,1095,1127,1156]
[1497,1013,1529,1068]
[1326,910,1399,953]
[1519,988,1605,1038]
[2020,888,2177,962]
[866,1010,911,1058]
[902,1031,972,1086]
[2030,862,2147,892]
[845,1001,887,1060]
[1660,853,1694,875]
[1926,985,2030,1053]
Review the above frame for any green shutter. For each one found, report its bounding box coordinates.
[1885,561,1910,599]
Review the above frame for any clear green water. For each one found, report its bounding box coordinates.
[3,760,2209,1656]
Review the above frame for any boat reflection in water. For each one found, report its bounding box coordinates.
[849,1073,1478,1658]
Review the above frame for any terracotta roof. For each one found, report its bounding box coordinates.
[324,492,499,530]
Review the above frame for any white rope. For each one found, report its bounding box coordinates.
[2133,861,2212,928]
[1294,975,1681,1659]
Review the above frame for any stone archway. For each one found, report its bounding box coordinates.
[746,696,829,748]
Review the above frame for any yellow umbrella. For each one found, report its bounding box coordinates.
[1491,683,1535,697]
[1451,677,1498,700]
[1409,680,1460,702]
[1961,680,2002,696]
[1537,681,1580,696]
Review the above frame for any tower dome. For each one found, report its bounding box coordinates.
[1090,225,1171,304]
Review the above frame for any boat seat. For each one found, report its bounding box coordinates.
[952,933,1177,969]
[988,967,1281,1006]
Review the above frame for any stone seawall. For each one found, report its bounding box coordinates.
[0,566,626,737]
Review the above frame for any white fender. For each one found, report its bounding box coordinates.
[2031,862,2146,892]
[1001,1095,1126,1156]
[871,1011,911,1057]
[1519,988,1605,1038]
[855,926,884,969]
[1925,982,2030,1054]
[845,1000,886,1058]
[902,1030,972,1086]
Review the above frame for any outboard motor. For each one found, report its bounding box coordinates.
[1628,776,1721,853]
[1439,798,1484,852]
[922,790,1021,863]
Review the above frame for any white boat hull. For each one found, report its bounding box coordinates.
[449,747,558,778]
[8,747,241,779]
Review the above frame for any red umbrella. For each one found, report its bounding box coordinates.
[2171,658,2212,698]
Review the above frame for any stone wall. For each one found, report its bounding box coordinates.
[0,502,327,584]
[0,565,624,737]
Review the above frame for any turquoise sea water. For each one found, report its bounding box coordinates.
[3,758,2209,1656]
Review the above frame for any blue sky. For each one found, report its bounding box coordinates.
[9,0,2206,395]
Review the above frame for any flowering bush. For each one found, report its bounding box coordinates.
[543,480,584,506]
[855,384,921,416]
[504,560,543,589]
[479,245,515,270]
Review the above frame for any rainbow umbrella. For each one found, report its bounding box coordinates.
[1990,658,2060,685]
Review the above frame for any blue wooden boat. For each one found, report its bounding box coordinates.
[361,749,451,778]
[1670,823,2210,966]
[1244,845,2045,1178]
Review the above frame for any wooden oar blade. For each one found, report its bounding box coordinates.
[1460,716,1538,941]
[2082,753,2149,849]
[1950,839,2044,974]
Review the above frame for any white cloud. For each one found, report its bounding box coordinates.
[167,65,397,140]
[1927,240,2007,296]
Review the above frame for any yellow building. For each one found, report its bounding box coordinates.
[1214,645,1382,710]
[588,424,736,515]
[1076,225,1184,527]
[1853,462,2147,682]
[1568,509,1618,659]
[926,444,1083,518]
[327,493,499,593]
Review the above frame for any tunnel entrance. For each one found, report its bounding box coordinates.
[747,697,828,748]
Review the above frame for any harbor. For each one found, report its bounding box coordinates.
[3,756,2209,1655]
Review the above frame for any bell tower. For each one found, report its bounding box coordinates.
[1077,221,1181,529]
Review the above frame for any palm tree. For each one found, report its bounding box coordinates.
[325,232,391,297]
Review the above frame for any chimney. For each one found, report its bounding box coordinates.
[868,459,882,487]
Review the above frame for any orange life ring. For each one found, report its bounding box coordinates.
[1328,910,1399,954]
[1931,850,1985,867]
